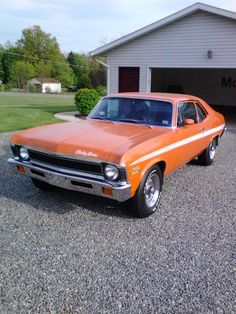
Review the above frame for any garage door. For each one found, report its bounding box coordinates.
[119,67,140,92]
[151,68,236,106]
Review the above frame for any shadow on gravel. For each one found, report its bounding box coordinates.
[0,145,134,219]
[41,188,134,219]
[187,159,202,167]
[0,172,134,219]
[1,146,134,219]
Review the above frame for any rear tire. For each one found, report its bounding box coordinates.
[31,178,54,191]
[198,138,217,166]
[128,165,163,218]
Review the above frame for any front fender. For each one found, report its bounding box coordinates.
[126,152,175,198]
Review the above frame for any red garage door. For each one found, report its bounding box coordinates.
[119,67,140,92]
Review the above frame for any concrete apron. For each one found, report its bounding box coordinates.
[54,111,82,122]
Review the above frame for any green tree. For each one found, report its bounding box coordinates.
[0,47,3,82]
[10,61,35,90]
[16,25,73,86]
[67,52,106,89]
[1,46,21,84]
[51,59,74,86]
[16,25,60,61]
[34,61,52,78]
[67,52,92,88]
[88,56,107,87]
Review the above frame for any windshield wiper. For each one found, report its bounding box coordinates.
[117,119,152,128]
[89,116,114,123]
[90,116,110,120]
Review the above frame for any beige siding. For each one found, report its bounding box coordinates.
[107,11,236,93]
[109,65,119,94]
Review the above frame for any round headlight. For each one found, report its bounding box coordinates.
[19,146,29,160]
[104,164,119,180]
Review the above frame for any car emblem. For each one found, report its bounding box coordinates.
[75,149,98,158]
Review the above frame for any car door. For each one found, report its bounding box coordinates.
[174,101,207,168]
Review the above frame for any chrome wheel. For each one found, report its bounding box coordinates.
[129,165,163,218]
[198,138,218,166]
[209,141,216,160]
[143,172,160,208]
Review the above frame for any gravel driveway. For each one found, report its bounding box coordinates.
[0,131,235,313]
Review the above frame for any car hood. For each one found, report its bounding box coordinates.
[11,120,172,164]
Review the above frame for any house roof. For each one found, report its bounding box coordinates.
[91,2,236,56]
[34,78,60,84]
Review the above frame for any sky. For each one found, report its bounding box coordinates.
[0,0,235,53]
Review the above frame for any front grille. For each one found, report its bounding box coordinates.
[28,150,102,175]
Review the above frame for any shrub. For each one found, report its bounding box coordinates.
[29,84,40,93]
[4,83,12,91]
[96,85,107,96]
[0,84,4,92]
[75,88,99,115]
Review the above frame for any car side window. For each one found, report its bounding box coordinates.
[177,102,198,127]
[196,103,207,122]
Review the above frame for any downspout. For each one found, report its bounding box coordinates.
[94,58,110,95]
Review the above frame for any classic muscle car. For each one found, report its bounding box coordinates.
[8,93,225,217]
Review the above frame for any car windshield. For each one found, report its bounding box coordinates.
[88,97,173,127]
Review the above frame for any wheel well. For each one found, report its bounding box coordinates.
[156,161,166,175]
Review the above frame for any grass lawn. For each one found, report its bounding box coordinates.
[0,94,76,133]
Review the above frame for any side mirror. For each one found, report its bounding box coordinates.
[184,118,195,126]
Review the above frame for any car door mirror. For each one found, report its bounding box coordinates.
[184,119,195,126]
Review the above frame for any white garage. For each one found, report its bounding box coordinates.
[91,3,236,107]
[28,78,61,94]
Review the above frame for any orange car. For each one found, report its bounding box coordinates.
[8,93,225,217]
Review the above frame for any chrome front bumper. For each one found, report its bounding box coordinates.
[8,158,131,202]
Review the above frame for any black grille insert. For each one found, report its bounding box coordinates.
[28,150,102,175]
[31,169,45,177]
[71,181,93,189]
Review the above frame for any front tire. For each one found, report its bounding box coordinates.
[198,138,217,166]
[31,178,54,191]
[129,165,163,218]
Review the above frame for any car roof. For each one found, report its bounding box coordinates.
[109,92,201,103]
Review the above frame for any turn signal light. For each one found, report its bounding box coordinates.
[17,165,25,173]
[102,187,113,196]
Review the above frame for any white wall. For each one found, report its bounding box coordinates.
[42,83,61,93]
[106,11,236,94]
